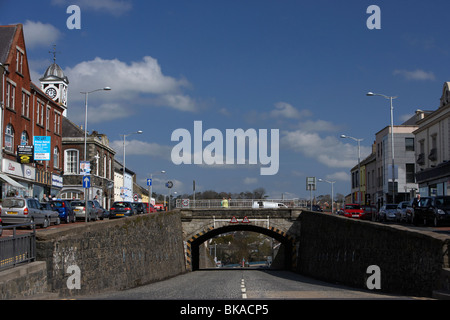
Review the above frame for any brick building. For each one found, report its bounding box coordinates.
[0,24,65,199]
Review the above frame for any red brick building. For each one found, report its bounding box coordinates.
[0,24,65,199]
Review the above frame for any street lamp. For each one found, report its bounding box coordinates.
[80,87,111,222]
[341,134,363,204]
[318,179,336,214]
[149,170,166,206]
[121,130,143,201]
[367,92,398,204]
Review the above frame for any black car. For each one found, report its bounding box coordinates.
[413,196,450,227]
[132,202,146,214]
[109,201,136,218]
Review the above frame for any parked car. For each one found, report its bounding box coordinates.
[413,196,450,227]
[132,202,146,214]
[92,200,107,220]
[141,202,157,213]
[341,204,364,219]
[48,200,75,223]
[109,201,136,218]
[0,216,2,237]
[396,201,411,223]
[71,200,98,222]
[1,197,54,228]
[40,202,61,225]
[377,204,398,222]
[361,205,377,221]
[311,205,323,212]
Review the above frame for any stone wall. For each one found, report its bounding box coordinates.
[36,211,186,298]
[295,211,450,297]
[0,262,48,299]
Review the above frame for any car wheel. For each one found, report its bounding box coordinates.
[29,217,35,230]
[433,216,439,227]
[0,223,3,237]
[55,217,61,225]
[42,217,49,228]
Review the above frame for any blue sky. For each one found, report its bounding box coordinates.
[1,0,449,199]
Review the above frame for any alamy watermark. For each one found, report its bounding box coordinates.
[171,121,279,176]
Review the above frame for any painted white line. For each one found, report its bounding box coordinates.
[241,278,247,299]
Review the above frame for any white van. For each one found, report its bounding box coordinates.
[252,201,287,209]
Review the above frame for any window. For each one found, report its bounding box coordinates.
[406,164,415,183]
[54,112,61,134]
[20,131,29,145]
[46,106,51,130]
[21,91,30,118]
[16,47,24,74]
[405,138,414,151]
[54,147,60,169]
[6,81,16,110]
[5,124,14,152]
[64,149,79,174]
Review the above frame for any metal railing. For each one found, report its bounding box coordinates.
[0,223,36,271]
[176,198,308,209]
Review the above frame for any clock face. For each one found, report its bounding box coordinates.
[46,87,57,99]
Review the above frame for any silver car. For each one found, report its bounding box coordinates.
[1,197,55,228]
[71,200,98,222]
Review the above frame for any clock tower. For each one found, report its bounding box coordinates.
[40,47,69,117]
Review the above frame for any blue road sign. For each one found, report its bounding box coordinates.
[83,176,91,189]
[147,178,152,186]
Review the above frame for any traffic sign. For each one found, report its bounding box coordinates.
[242,216,250,223]
[82,176,91,189]
[230,216,238,224]
[147,178,152,186]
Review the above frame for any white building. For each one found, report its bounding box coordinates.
[414,82,450,196]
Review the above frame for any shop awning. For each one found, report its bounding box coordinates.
[0,173,26,189]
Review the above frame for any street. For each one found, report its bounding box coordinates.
[80,269,419,300]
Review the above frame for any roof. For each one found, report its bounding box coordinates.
[40,62,69,84]
[0,25,17,64]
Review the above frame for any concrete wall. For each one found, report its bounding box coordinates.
[296,211,450,297]
[35,211,186,298]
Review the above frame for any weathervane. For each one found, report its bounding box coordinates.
[49,44,61,63]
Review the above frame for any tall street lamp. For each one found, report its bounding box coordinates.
[318,178,336,213]
[341,134,363,204]
[367,92,398,204]
[121,130,143,201]
[80,87,111,222]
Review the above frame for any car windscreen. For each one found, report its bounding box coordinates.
[386,204,397,209]
[52,201,64,207]
[71,201,84,206]
[345,205,361,209]
[113,202,130,208]
[3,199,25,208]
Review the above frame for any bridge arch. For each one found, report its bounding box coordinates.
[186,224,296,271]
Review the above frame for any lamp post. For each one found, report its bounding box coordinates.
[341,134,363,204]
[80,87,111,222]
[121,130,143,201]
[367,92,397,204]
[149,170,166,206]
[318,178,335,213]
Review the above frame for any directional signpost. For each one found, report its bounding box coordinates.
[83,176,91,189]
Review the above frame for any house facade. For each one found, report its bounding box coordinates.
[414,83,450,197]
[0,24,65,199]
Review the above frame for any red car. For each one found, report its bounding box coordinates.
[141,202,157,213]
[341,204,365,219]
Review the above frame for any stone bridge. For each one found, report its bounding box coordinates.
[180,208,302,271]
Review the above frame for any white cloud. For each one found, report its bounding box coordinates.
[270,102,311,119]
[51,0,132,16]
[243,177,258,185]
[23,20,62,49]
[63,56,198,117]
[111,139,172,161]
[393,69,436,81]
[325,171,350,182]
[281,130,372,169]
